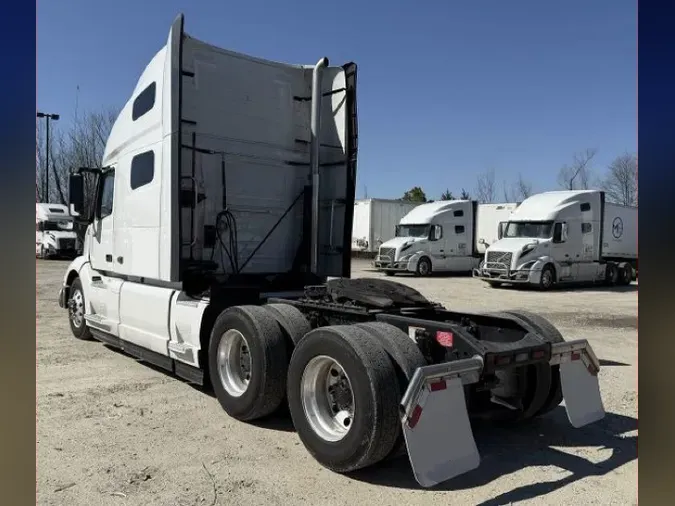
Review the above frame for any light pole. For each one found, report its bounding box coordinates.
[36,111,60,202]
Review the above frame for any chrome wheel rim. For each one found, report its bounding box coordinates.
[69,289,84,328]
[217,329,252,397]
[301,356,355,442]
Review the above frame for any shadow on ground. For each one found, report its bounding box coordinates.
[349,407,637,505]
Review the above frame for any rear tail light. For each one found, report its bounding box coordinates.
[571,351,581,361]
[495,355,511,366]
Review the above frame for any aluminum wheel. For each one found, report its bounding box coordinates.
[69,289,84,328]
[541,268,554,288]
[301,355,355,442]
[217,329,252,397]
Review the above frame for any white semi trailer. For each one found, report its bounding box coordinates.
[374,201,519,276]
[351,198,421,253]
[36,203,79,259]
[56,14,606,489]
[474,190,637,290]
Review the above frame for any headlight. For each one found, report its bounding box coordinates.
[521,245,535,256]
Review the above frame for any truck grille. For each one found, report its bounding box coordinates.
[58,239,76,250]
[379,247,396,262]
[486,251,512,269]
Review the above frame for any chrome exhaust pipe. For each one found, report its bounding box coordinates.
[310,57,329,275]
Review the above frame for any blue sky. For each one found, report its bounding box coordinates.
[37,0,636,200]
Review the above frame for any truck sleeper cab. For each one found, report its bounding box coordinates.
[57,14,606,489]
[36,203,79,259]
[473,190,637,290]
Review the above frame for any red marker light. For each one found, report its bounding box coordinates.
[435,331,454,347]
[532,350,546,360]
[571,352,581,361]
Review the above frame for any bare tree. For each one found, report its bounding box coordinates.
[36,107,117,209]
[475,168,496,203]
[601,152,637,206]
[514,173,532,200]
[502,173,533,202]
[557,148,597,190]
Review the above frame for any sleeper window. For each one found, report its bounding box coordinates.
[130,151,155,190]
[132,82,156,121]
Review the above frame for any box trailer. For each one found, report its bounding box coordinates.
[474,190,637,289]
[57,14,606,489]
[352,198,421,253]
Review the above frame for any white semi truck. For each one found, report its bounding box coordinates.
[36,203,79,259]
[352,198,420,254]
[57,14,606,488]
[374,201,519,276]
[473,190,637,290]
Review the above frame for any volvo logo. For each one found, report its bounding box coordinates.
[612,217,623,239]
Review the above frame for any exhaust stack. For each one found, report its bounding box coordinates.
[310,57,328,275]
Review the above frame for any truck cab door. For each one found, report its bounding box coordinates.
[551,222,578,281]
[427,224,447,270]
[89,170,116,272]
[86,168,123,336]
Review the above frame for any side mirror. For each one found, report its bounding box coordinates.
[497,221,506,240]
[561,223,569,242]
[68,173,85,218]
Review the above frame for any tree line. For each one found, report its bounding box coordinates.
[400,148,637,206]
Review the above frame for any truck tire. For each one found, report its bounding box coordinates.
[264,303,312,346]
[287,325,401,473]
[481,311,553,422]
[208,305,289,422]
[539,264,555,291]
[68,277,93,341]
[416,257,432,277]
[618,262,633,286]
[501,310,564,418]
[354,322,428,459]
[605,263,620,286]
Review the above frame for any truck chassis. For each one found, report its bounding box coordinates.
[59,274,605,487]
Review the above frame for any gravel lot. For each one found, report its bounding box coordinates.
[37,259,638,505]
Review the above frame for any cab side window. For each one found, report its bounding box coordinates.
[99,172,115,219]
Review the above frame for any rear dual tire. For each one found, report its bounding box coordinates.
[483,310,564,422]
[287,325,402,473]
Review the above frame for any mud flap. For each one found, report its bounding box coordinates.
[399,357,484,488]
[550,340,605,428]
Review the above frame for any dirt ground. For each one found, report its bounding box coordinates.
[37,259,638,505]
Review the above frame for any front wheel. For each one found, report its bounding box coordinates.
[287,325,401,473]
[68,277,93,340]
[539,265,555,291]
[416,257,432,277]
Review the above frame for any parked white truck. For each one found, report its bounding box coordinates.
[473,190,637,290]
[36,203,79,259]
[56,14,606,489]
[352,198,421,253]
[374,200,518,276]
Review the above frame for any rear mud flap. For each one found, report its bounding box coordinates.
[399,357,483,488]
[551,339,605,428]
